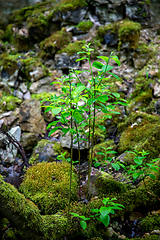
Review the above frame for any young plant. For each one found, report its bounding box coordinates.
[71,197,125,230]
[41,43,127,228]
[125,150,160,183]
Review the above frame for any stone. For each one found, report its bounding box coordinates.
[20,132,39,151]
[19,99,46,135]
[153,82,160,97]
[29,76,56,94]
[29,139,60,163]
[60,132,89,150]
[13,90,24,100]
[54,53,80,70]
[29,67,46,82]
[62,7,88,24]
[23,91,31,100]
[19,83,28,93]
[0,126,21,165]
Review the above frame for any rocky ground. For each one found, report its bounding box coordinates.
[0,0,160,239]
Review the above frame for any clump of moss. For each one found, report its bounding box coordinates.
[95,176,126,196]
[97,19,141,49]
[54,0,87,12]
[31,92,54,101]
[118,20,141,49]
[77,21,93,33]
[140,211,160,232]
[40,28,72,56]
[58,40,85,56]
[118,112,160,160]
[19,161,78,214]
[0,95,22,112]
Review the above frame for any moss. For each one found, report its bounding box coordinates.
[140,211,160,232]
[40,28,72,56]
[58,40,85,56]
[95,176,127,196]
[0,29,5,39]
[118,20,141,49]
[128,89,153,112]
[124,236,158,240]
[31,92,54,101]
[0,95,22,112]
[97,19,141,49]
[19,161,78,214]
[54,0,87,12]
[77,21,93,33]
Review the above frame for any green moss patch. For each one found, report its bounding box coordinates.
[77,21,93,33]
[54,0,87,12]
[58,40,85,56]
[40,28,72,56]
[0,95,22,112]
[19,161,78,214]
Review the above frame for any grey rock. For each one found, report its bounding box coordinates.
[19,83,28,93]
[55,53,80,70]
[29,139,60,163]
[23,91,31,100]
[13,90,23,100]
[19,99,46,135]
[29,76,56,94]
[0,126,21,165]
[29,67,46,82]
[21,132,39,150]
[60,132,89,150]
[62,7,88,24]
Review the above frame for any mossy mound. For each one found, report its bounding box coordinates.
[58,40,85,56]
[140,211,160,232]
[54,0,87,12]
[97,19,141,49]
[118,112,160,160]
[0,95,22,112]
[19,161,78,214]
[77,21,93,33]
[95,176,126,196]
[29,139,70,164]
[40,28,72,56]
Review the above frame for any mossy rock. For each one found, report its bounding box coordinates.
[97,19,141,49]
[95,175,127,196]
[118,114,160,160]
[77,21,93,33]
[29,139,70,164]
[19,161,78,214]
[58,40,85,56]
[0,95,22,112]
[40,28,72,56]
[54,0,87,12]
[127,89,153,112]
[140,211,160,232]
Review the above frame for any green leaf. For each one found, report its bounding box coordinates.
[148,174,156,180]
[97,56,109,63]
[61,128,69,135]
[92,61,104,69]
[108,72,120,80]
[111,56,121,66]
[97,95,108,103]
[80,221,87,230]
[74,85,85,94]
[48,127,59,136]
[100,207,111,217]
[112,93,120,98]
[73,112,83,122]
[111,163,120,171]
[100,214,110,227]
[134,158,143,165]
[102,65,114,72]
[91,208,99,213]
[76,57,86,62]
[98,125,106,131]
[52,107,61,115]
